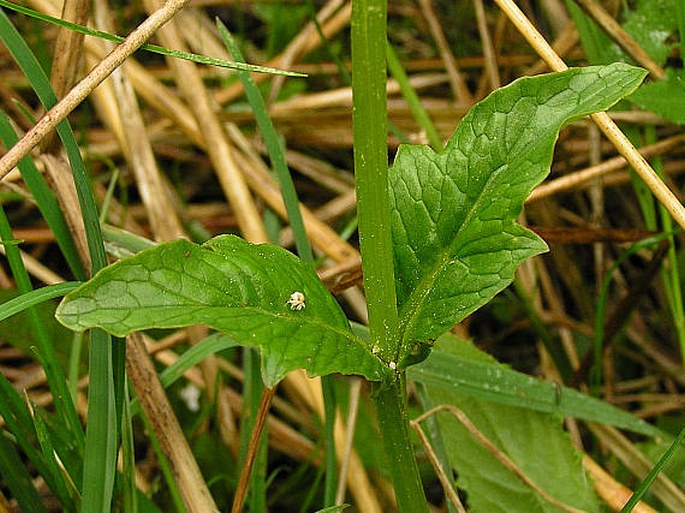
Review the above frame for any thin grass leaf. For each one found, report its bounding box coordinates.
[0,283,81,323]
[0,431,48,513]
[216,20,314,265]
[31,407,79,508]
[0,0,305,77]
[0,10,119,511]
[620,426,685,513]
[0,375,56,498]
[159,333,237,389]
[386,41,442,150]
[409,335,663,438]
[0,204,84,488]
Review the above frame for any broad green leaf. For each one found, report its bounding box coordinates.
[409,335,662,438]
[391,63,647,352]
[56,235,386,386]
[423,338,599,513]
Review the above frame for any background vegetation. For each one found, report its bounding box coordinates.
[0,0,684,512]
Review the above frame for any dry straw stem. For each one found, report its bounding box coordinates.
[149,338,321,464]
[588,424,685,511]
[40,0,88,153]
[473,0,501,91]
[225,124,360,263]
[126,333,219,513]
[572,0,665,80]
[417,0,473,105]
[91,0,185,242]
[526,134,685,203]
[335,377,362,505]
[495,0,685,231]
[40,154,91,272]
[288,372,383,513]
[410,413,467,513]
[413,405,588,513]
[141,0,268,244]
[582,455,657,513]
[0,244,64,285]
[0,0,194,180]
[231,386,277,513]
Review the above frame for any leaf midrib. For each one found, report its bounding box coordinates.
[397,159,511,348]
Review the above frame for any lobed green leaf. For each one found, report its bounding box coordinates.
[391,63,648,353]
[56,235,387,386]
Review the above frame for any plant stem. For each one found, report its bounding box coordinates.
[352,2,428,510]
[373,378,429,513]
[351,0,398,361]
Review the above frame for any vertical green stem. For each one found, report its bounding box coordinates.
[352,1,428,511]
[373,379,430,513]
[351,0,398,361]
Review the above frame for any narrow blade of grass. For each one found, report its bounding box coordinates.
[0,9,119,511]
[216,20,313,265]
[0,0,305,77]
[0,431,49,513]
[620,425,685,513]
[386,41,442,150]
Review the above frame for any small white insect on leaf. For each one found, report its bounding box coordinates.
[286,291,306,311]
[388,361,397,371]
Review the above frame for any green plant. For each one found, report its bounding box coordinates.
[54,62,647,511]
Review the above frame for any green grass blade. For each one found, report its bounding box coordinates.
[409,336,663,438]
[0,374,60,503]
[386,41,442,150]
[620,425,685,513]
[593,232,675,391]
[215,25,342,505]
[216,20,314,266]
[81,329,117,513]
[159,334,237,389]
[31,408,79,508]
[0,283,81,322]
[0,206,84,464]
[120,383,138,513]
[138,408,186,513]
[0,431,49,513]
[0,0,304,77]
[0,9,119,511]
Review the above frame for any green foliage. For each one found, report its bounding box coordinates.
[56,235,387,386]
[391,63,647,358]
[424,337,599,513]
[629,69,685,124]
[568,0,684,125]
[56,64,646,390]
[0,290,75,371]
[410,335,662,437]
[567,0,676,66]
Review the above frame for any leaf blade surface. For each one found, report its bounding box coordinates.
[56,235,386,386]
[391,63,647,348]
